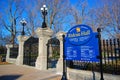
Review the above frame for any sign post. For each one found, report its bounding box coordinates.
[97,28,104,80]
[62,24,104,80]
[61,35,67,80]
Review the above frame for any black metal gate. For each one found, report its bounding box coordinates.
[23,37,38,66]
[47,37,60,69]
[10,46,18,58]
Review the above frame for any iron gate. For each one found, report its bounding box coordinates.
[10,46,18,58]
[47,37,60,69]
[23,37,38,66]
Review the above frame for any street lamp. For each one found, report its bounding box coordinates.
[41,5,48,28]
[20,18,27,35]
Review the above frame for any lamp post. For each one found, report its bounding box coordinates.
[41,5,48,28]
[20,18,27,35]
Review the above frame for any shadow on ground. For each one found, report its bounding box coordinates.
[0,75,22,80]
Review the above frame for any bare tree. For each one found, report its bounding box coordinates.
[69,0,88,25]
[24,0,40,36]
[0,18,11,45]
[23,0,70,35]
[93,0,120,38]
[0,0,23,46]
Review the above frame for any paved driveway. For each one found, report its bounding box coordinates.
[0,64,61,80]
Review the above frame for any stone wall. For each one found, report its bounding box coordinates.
[68,68,120,80]
[6,44,17,64]
[6,58,16,63]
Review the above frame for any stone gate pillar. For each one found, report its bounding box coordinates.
[16,35,29,65]
[6,44,13,62]
[56,31,66,74]
[35,27,53,70]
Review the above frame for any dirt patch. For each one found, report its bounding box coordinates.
[0,62,10,65]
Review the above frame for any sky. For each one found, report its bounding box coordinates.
[0,0,110,43]
[0,0,100,29]
[0,0,119,46]
[70,0,100,7]
[0,0,101,12]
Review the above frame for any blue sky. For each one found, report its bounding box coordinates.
[0,0,110,40]
[0,0,101,16]
[70,0,101,7]
[0,0,101,9]
[0,0,101,28]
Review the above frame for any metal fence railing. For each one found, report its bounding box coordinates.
[101,38,120,74]
[10,47,18,58]
[67,38,120,75]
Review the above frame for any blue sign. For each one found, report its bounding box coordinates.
[65,25,99,62]
[67,25,93,45]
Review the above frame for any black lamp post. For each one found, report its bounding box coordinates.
[20,18,27,35]
[41,5,48,28]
